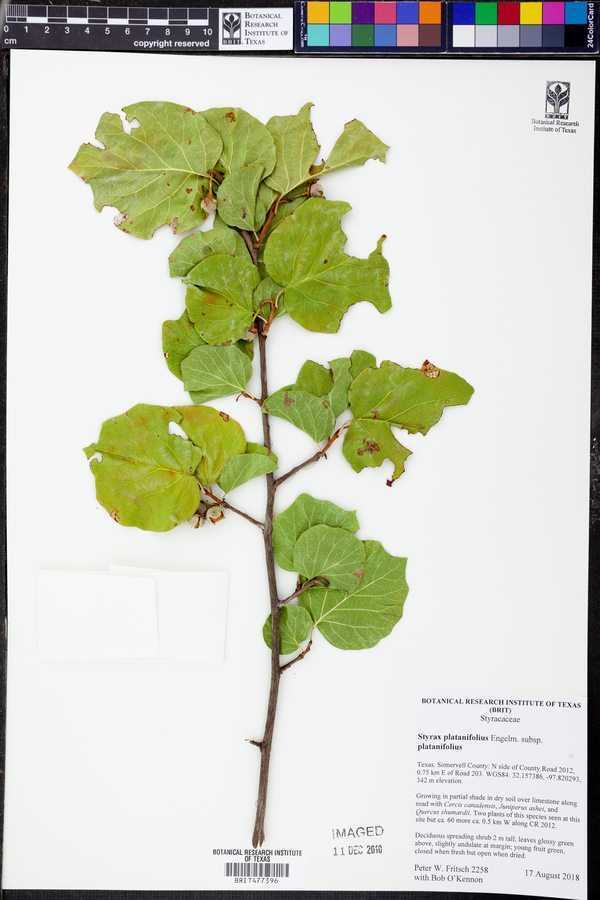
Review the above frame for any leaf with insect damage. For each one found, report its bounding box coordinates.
[263,605,313,655]
[299,540,408,650]
[343,360,474,482]
[181,343,253,404]
[272,493,360,573]
[218,443,278,494]
[322,118,389,176]
[83,404,203,532]
[263,199,391,333]
[184,253,261,344]
[69,101,222,239]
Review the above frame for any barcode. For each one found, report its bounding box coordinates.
[224,862,290,878]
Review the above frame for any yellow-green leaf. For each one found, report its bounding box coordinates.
[69,101,222,239]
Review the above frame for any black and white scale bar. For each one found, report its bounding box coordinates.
[5,6,210,25]
[2,4,220,50]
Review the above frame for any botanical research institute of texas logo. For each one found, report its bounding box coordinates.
[222,12,242,44]
[545,81,571,119]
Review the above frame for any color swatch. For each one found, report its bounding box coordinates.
[452,2,593,49]
[304,2,444,48]
[296,1,598,52]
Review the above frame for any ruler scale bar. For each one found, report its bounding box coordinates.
[2,5,293,50]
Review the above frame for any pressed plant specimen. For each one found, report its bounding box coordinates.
[70,101,473,847]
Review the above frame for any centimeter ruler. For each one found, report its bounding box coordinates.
[1,5,294,51]
[1,3,598,53]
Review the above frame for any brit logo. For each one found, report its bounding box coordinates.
[222,12,242,44]
[545,81,571,120]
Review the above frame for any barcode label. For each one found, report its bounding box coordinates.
[225,862,289,878]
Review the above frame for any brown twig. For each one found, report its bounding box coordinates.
[251,319,282,849]
[240,229,259,267]
[280,636,313,673]
[274,423,349,488]
[202,487,264,530]
[278,576,329,608]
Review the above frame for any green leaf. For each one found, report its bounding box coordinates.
[293,524,365,591]
[69,102,222,239]
[322,118,389,175]
[218,443,278,494]
[175,405,246,485]
[201,107,276,176]
[162,311,253,384]
[169,216,249,278]
[263,199,391,333]
[328,357,353,418]
[217,165,267,231]
[349,349,376,380]
[343,360,474,482]
[181,344,253,404]
[185,253,260,344]
[264,102,320,195]
[343,418,412,482]
[263,606,313,655]
[295,360,333,397]
[162,310,207,381]
[300,540,408,650]
[84,404,202,531]
[263,387,335,443]
[273,493,359,572]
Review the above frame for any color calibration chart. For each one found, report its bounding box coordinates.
[295,2,598,52]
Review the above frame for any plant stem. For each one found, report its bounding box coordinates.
[251,321,282,848]
[202,488,264,530]
[274,423,349,488]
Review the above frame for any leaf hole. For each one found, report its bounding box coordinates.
[120,113,140,135]
[168,421,190,441]
[88,451,103,464]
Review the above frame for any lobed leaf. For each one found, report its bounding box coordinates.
[343,360,474,482]
[322,118,389,176]
[263,605,313,655]
[300,540,408,650]
[263,199,391,333]
[69,101,222,239]
[272,493,360,572]
[84,404,203,531]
